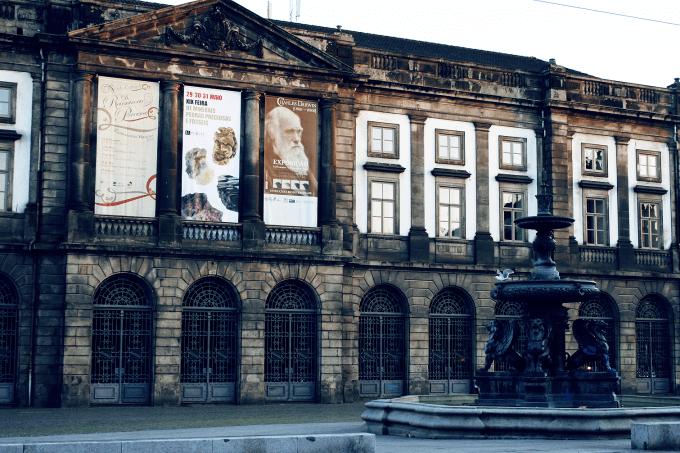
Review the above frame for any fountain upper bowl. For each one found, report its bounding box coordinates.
[491,279,599,303]
[514,214,574,231]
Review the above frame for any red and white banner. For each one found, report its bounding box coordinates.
[181,87,241,223]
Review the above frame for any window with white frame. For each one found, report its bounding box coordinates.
[369,178,398,234]
[499,136,526,171]
[0,82,16,124]
[636,150,661,183]
[437,184,464,238]
[435,130,464,164]
[368,122,399,158]
[0,143,12,211]
[639,199,661,249]
[584,196,607,246]
[501,190,526,242]
[582,144,607,177]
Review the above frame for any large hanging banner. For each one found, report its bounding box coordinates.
[94,77,159,217]
[263,96,318,227]
[181,87,241,223]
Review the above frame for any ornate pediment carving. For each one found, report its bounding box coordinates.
[165,6,263,57]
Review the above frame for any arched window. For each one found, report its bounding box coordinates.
[429,288,473,394]
[578,294,618,371]
[636,296,672,394]
[359,286,406,398]
[265,281,317,401]
[0,275,18,404]
[91,274,153,404]
[181,277,239,403]
[493,299,527,372]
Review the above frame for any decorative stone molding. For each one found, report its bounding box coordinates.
[431,168,471,179]
[578,180,614,191]
[0,130,21,141]
[495,174,533,184]
[363,162,405,173]
[633,185,668,195]
[165,6,263,57]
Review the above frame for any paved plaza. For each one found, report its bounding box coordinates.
[0,403,677,452]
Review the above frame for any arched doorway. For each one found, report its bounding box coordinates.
[429,287,473,395]
[636,296,672,394]
[359,285,406,398]
[493,299,527,372]
[265,281,317,401]
[181,277,239,403]
[91,274,153,404]
[0,274,17,404]
[578,294,618,372]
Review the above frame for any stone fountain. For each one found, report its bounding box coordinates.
[362,185,680,439]
[475,185,619,408]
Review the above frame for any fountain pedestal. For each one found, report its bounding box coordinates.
[476,371,619,408]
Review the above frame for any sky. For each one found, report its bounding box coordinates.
[157,0,679,88]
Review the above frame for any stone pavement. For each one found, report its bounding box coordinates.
[0,421,671,453]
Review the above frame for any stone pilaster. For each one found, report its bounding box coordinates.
[241,91,265,250]
[614,136,634,270]
[158,81,182,247]
[320,99,343,255]
[473,122,493,265]
[408,114,429,262]
[543,111,570,264]
[67,72,94,242]
[668,139,680,273]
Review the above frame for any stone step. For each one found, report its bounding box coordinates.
[631,422,680,450]
[620,395,680,408]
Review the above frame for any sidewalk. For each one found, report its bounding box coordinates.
[0,403,669,452]
[0,422,644,453]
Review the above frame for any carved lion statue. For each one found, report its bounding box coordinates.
[524,318,553,373]
[479,319,525,372]
[565,319,613,372]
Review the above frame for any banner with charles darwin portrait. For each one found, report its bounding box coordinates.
[181,86,241,223]
[94,77,159,217]
[263,96,319,227]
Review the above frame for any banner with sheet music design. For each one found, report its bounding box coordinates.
[94,76,159,217]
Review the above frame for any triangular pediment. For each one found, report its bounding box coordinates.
[69,0,353,73]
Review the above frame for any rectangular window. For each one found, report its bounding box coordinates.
[0,82,16,124]
[582,144,607,176]
[437,185,463,238]
[499,136,527,171]
[368,122,399,158]
[639,201,661,249]
[435,130,464,164]
[369,180,396,234]
[501,191,525,241]
[585,197,607,245]
[0,145,12,211]
[637,150,661,182]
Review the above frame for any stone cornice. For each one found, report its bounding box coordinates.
[431,168,471,179]
[0,130,22,141]
[634,185,668,195]
[578,180,614,191]
[363,162,406,173]
[495,174,534,184]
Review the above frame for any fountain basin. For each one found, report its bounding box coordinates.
[362,397,680,439]
[490,280,599,303]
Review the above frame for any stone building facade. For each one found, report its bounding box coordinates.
[0,0,678,407]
